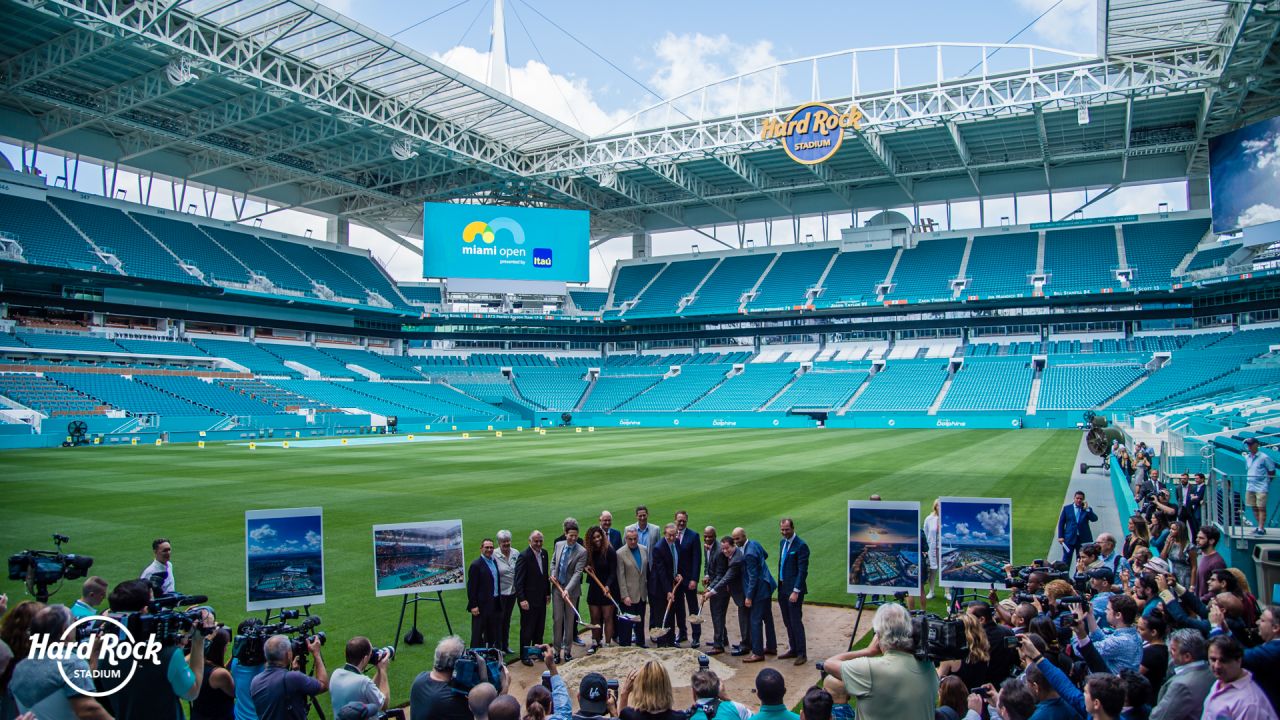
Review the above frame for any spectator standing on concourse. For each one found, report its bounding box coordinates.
[1243,437,1276,535]
[1057,492,1098,570]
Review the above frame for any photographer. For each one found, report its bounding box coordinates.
[1067,595,1142,673]
[329,637,389,718]
[822,603,938,720]
[9,605,112,719]
[249,635,328,720]
[72,577,108,620]
[409,635,470,720]
[687,669,747,720]
[962,678,1036,720]
[108,579,208,720]
[230,618,266,720]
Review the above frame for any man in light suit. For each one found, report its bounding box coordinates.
[1057,490,1099,571]
[733,527,777,662]
[1149,629,1215,720]
[550,518,587,662]
[673,510,702,646]
[514,530,550,663]
[624,505,661,564]
[649,523,690,647]
[616,528,649,647]
[776,517,810,665]
[701,531,741,655]
[466,538,502,649]
[599,511,623,550]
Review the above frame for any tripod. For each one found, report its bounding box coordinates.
[392,591,454,652]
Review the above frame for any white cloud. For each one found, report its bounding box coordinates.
[1237,203,1280,228]
[305,530,322,550]
[1016,0,1097,53]
[249,524,277,542]
[955,522,970,536]
[1242,132,1280,173]
[433,46,628,135]
[649,33,784,117]
[977,506,1010,537]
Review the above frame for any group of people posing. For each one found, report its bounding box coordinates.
[464,507,811,665]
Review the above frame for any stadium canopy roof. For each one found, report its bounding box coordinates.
[1,0,1277,247]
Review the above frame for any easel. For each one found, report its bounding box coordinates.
[846,586,987,651]
[393,591,453,652]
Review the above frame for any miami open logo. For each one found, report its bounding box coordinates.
[28,614,163,697]
[761,102,863,165]
[461,217,529,263]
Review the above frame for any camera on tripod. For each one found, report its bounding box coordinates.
[134,592,215,644]
[909,611,969,663]
[232,612,324,666]
[7,534,94,602]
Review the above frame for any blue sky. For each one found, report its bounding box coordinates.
[6,0,1195,287]
[248,514,324,556]
[1210,115,1280,232]
[940,500,1012,548]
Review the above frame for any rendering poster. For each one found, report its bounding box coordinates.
[847,500,921,595]
[373,520,466,597]
[245,507,325,611]
[938,497,1013,588]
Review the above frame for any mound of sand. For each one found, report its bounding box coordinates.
[555,646,735,690]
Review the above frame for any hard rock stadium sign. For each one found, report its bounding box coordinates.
[760,102,863,164]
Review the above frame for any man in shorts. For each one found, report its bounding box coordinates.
[1244,437,1276,535]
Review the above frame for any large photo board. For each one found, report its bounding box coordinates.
[246,507,325,611]
[373,520,466,597]
[847,500,921,595]
[938,497,1013,588]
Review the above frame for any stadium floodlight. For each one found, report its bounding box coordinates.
[166,58,198,87]
[391,138,419,162]
[691,244,700,256]
[1077,106,1090,125]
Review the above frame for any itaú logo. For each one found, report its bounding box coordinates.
[29,615,163,697]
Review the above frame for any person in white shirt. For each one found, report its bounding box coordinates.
[142,537,175,594]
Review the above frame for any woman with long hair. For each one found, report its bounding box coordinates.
[619,660,683,720]
[524,683,555,720]
[1160,521,1195,589]
[936,614,991,691]
[936,676,968,720]
[922,499,941,600]
[0,599,44,715]
[190,626,235,720]
[1123,515,1151,559]
[583,525,618,655]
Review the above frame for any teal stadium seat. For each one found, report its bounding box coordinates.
[816,249,897,308]
[885,237,966,303]
[687,364,796,412]
[1185,243,1244,272]
[963,232,1037,299]
[190,338,300,377]
[580,372,663,412]
[265,241,370,302]
[606,263,667,318]
[49,373,214,416]
[1043,226,1121,295]
[128,213,254,286]
[0,373,108,415]
[258,343,363,379]
[1121,218,1208,290]
[199,228,315,295]
[626,259,716,317]
[766,366,868,410]
[747,249,837,311]
[941,359,1033,411]
[847,360,949,412]
[49,199,200,285]
[513,368,588,410]
[399,285,444,305]
[684,254,774,315]
[0,195,112,272]
[615,365,729,411]
[569,290,607,312]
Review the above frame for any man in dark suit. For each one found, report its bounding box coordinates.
[599,511,623,550]
[733,527,777,662]
[514,530,550,663]
[702,532,741,655]
[467,538,501,649]
[649,523,687,647]
[674,510,702,646]
[1176,473,1207,537]
[1057,490,1098,571]
[776,517,810,665]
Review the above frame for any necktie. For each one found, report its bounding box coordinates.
[535,549,543,574]
[780,538,790,578]
[670,542,678,578]
[558,546,571,584]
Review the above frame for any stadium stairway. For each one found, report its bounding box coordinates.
[926,367,956,415]
[835,371,876,415]
[1026,367,1043,415]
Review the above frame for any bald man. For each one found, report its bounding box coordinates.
[599,511,623,550]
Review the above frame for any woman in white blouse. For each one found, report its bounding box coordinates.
[922,499,941,600]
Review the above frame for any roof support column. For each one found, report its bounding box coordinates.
[1186,174,1210,212]
[632,232,651,259]
[327,216,351,247]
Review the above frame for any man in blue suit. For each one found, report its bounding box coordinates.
[599,511,623,550]
[776,517,810,665]
[649,523,688,647]
[1057,491,1098,570]
[732,526,777,662]
[674,510,702,646]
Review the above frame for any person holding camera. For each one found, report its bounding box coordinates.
[1067,595,1142,674]
[230,618,267,720]
[574,672,619,720]
[249,634,328,720]
[687,669,746,720]
[72,577,108,620]
[409,635,470,720]
[329,637,389,718]
[822,603,938,720]
[107,578,207,720]
[8,604,112,720]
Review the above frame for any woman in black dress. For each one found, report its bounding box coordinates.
[584,525,618,654]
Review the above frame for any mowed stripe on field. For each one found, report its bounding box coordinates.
[0,427,1079,704]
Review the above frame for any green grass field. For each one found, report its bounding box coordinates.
[0,427,1079,703]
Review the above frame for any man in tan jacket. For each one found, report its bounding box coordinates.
[616,527,649,647]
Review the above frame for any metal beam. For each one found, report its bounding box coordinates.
[947,121,981,194]
[1034,105,1052,190]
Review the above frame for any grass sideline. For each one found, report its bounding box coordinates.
[0,426,1079,705]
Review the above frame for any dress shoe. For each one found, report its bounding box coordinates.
[521,657,535,667]
[742,654,766,663]
[730,649,749,657]
[778,651,797,660]
[705,647,724,656]
[553,651,562,664]
[731,644,742,653]
[573,638,586,646]
[764,648,777,656]
[564,652,573,662]
[793,655,808,666]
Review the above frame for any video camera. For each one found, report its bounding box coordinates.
[7,534,94,602]
[131,592,215,645]
[232,611,325,666]
[909,612,968,663]
[451,648,506,697]
[1003,560,1070,588]
[1011,592,1047,605]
